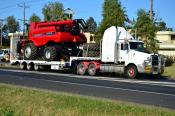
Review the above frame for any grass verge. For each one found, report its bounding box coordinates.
[0,84,174,116]
[163,63,175,80]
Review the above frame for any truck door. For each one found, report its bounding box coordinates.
[119,43,129,62]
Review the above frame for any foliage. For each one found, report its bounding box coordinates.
[132,9,173,53]
[163,63,175,79]
[29,13,41,22]
[165,56,175,67]
[86,17,97,33]
[133,9,158,53]
[5,16,20,33]
[42,2,64,21]
[0,16,19,46]
[155,20,173,31]
[0,107,14,116]
[96,0,126,42]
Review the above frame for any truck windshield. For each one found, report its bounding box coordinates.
[129,42,145,52]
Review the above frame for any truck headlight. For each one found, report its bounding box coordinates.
[144,60,151,66]
[144,61,149,66]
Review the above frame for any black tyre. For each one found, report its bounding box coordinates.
[43,46,56,61]
[27,63,34,70]
[77,62,87,75]
[34,64,40,71]
[24,43,37,60]
[88,63,96,76]
[125,65,138,79]
[20,63,26,70]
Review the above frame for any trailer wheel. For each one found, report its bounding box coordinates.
[24,43,37,60]
[125,65,138,79]
[77,62,87,75]
[20,63,26,70]
[43,46,56,61]
[88,63,96,76]
[27,63,34,70]
[34,64,39,71]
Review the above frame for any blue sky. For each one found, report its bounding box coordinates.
[0,0,174,30]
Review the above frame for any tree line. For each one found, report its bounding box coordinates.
[1,0,173,52]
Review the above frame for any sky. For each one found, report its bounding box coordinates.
[0,0,175,30]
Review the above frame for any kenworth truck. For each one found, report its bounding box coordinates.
[9,26,165,79]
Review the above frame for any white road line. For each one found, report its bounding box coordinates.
[1,69,175,87]
[98,78,175,87]
[22,76,175,97]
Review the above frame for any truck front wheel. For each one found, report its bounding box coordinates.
[125,65,138,79]
[24,43,37,60]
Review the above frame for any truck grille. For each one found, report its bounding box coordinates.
[151,55,159,66]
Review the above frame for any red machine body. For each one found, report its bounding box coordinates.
[28,19,87,47]
[20,19,88,61]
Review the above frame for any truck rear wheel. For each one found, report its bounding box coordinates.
[77,62,87,75]
[43,46,56,61]
[88,63,96,76]
[24,43,37,60]
[125,65,137,79]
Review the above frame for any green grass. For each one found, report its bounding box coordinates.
[0,84,174,116]
[163,63,175,80]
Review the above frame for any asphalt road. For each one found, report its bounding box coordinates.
[0,68,175,109]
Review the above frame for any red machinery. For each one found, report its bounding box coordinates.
[21,19,87,61]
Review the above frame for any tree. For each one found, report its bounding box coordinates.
[6,16,19,33]
[29,13,41,22]
[96,0,126,42]
[86,17,97,33]
[0,16,19,46]
[42,2,64,21]
[156,20,173,31]
[134,9,158,52]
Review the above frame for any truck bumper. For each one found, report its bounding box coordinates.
[143,65,164,75]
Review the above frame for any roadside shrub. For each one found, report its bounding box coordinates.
[165,56,175,67]
[0,107,14,116]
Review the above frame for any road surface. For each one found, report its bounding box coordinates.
[0,68,175,109]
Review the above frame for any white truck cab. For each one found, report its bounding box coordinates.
[101,26,164,78]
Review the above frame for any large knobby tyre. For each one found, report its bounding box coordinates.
[125,65,138,79]
[43,46,56,61]
[88,63,97,76]
[77,62,87,75]
[24,43,37,60]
